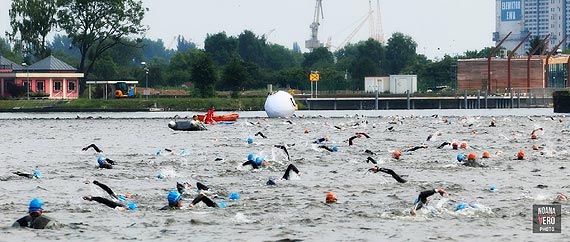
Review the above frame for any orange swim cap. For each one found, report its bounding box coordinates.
[452,142,458,149]
[467,153,476,161]
[326,192,337,203]
[460,141,468,149]
[517,150,525,159]
[392,150,402,159]
[304,129,310,134]
[482,151,490,158]
[532,144,539,150]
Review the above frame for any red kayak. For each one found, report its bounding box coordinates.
[197,113,239,122]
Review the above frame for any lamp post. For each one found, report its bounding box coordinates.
[141,61,149,99]
[22,62,29,100]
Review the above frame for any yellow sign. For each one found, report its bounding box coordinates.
[309,72,320,82]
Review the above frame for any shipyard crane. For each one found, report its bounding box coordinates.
[336,0,384,50]
[305,0,324,52]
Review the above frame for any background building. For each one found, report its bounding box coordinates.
[495,0,568,56]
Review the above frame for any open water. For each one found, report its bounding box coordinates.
[1,108,569,242]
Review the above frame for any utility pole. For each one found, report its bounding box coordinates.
[141,62,149,99]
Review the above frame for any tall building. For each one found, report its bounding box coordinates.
[495,0,567,56]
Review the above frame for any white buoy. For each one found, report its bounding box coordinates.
[264,91,297,118]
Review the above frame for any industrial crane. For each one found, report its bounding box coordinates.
[305,0,324,52]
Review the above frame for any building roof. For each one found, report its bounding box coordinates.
[0,56,22,69]
[28,55,77,72]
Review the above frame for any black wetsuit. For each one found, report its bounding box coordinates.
[88,196,124,209]
[82,144,103,153]
[318,145,334,152]
[13,213,57,229]
[282,164,300,180]
[159,204,181,210]
[93,181,118,199]
[242,160,260,169]
[99,158,115,169]
[191,194,218,208]
[404,146,427,152]
[313,138,327,144]
[413,189,437,210]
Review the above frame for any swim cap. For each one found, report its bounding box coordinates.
[167,191,181,204]
[218,202,227,208]
[118,195,127,201]
[126,202,137,210]
[460,141,468,149]
[532,144,539,150]
[156,173,165,179]
[29,198,43,212]
[33,170,41,179]
[467,153,476,161]
[531,133,537,139]
[332,146,339,152]
[97,156,105,165]
[247,137,253,144]
[452,142,458,149]
[229,192,240,200]
[482,151,490,158]
[325,192,337,204]
[255,157,264,166]
[266,178,276,185]
[392,150,402,159]
[247,153,255,161]
[517,150,525,159]
[456,154,465,162]
[455,203,468,211]
[304,129,310,134]
[489,186,496,191]
[156,149,162,155]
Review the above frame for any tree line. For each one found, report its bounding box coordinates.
[4,0,528,98]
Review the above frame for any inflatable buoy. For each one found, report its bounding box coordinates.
[265,91,297,118]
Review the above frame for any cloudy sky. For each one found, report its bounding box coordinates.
[0,0,495,59]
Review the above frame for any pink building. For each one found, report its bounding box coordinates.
[0,55,84,99]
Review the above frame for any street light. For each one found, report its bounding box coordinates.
[21,62,29,100]
[141,61,148,99]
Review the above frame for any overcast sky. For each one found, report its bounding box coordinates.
[0,0,495,60]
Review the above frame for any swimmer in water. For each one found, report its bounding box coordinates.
[281,164,301,180]
[82,195,132,211]
[366,156,377,164]
[92,180,118,200]
[13,169,41,179]
[403,145,428,152]
[489,119,496,127]
[531,127,543,139]
[410,188,448,216]
[160,190,183,210]
[82,143,103,153]
[274,145,291,161]
[313,136,329,144]
[367,166,407,183]
[318,145,339,152]
[348,132,370,146]
[255,131,267,139]
[437,142,451,149]
[97,156,116,169]
[242,155,267,169]
[13,198,59,229]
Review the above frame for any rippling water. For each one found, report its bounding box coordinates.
[1,109,569,241]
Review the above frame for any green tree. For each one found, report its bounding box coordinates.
[57,0,148,89]
[385,32,417,74]
[0,37,21,62]
[238,30,266,67]
[190,50,217,97]
[7,0,57,60]
[527,36,545,55]
[221,56,249,97]
[167,49,200,87]
[302,47,334,69]
[204,32,238,66]
[176,35,196,52]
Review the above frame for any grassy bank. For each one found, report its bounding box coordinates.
[0,97,281,111]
